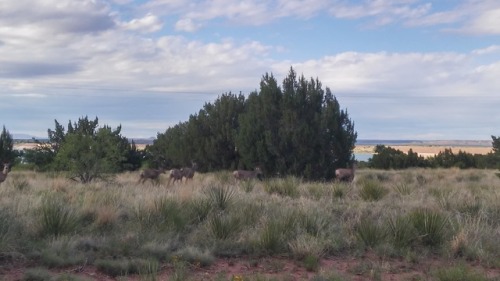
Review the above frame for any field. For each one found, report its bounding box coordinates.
[1,169,500,280]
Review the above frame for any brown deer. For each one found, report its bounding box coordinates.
[335,164,356,182]
[181,162,198,183]
[0,163,10,185]
[168,169,183,186]
[138,167,166,185]
[233,167,263,181]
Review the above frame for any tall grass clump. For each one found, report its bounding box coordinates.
[207,185,235,211]
[263,177,300,198]
[207,212,241,240]
[409,208,450,247]
[393,183,412,196]
[239,179,256,193]
[39,196,79,237]
[386,215,415,249]
[259,214,297,254]
[359,179,388,201]
[153,197,189,232]
[355,218,386,248]
[0,208,21,252]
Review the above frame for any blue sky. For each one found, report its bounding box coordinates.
[1,0,499,140]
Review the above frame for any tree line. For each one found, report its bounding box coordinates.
[147,68,357,180]
[1,68,358,182]
[368,142,500,170]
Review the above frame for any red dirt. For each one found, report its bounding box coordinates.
[1,253,499,280]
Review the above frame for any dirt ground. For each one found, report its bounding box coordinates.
[2,254,499,280]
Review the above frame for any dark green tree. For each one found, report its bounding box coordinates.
[237,68,356,180]
[53,117,130,183]
[492,135,500,154]
[0,126,15,163]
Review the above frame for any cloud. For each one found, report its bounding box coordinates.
[121,13,163,33]
[472,45,500,55]
[0,0,114,37]
[465,8,500,35]
[328,0,432,25]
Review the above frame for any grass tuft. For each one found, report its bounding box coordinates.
[359,179,388,201]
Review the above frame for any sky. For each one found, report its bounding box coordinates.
[1,0,499,140]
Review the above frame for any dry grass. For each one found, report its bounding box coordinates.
[0,168,499,279]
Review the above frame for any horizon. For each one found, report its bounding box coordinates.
[1,1,499,140]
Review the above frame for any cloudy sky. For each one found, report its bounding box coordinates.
[1,0,499,140]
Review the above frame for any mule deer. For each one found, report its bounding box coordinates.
[0,163,10,185]
[335,164,356,182]
[181,162,198,183]
[139,167,166,185]
[168,169,183,185]
[233,167,263,181]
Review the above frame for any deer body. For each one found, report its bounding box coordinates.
[335,165,356,182]
[168,169,183,185]
[233,167,263,181]
[139,168,166,185]
[0,163,10,185]
[181,162,198,183]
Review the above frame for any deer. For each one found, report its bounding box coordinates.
[181,162,198,183]
[0,163,10,185]
[335,164,356,183]
[168,168,183,186]
[138,167,166,185]
[233,167,263,181]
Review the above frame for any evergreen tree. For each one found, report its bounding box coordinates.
[53,117,130,182]
[0,126,15,163]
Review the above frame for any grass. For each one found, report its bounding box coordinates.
[0,168,499,280]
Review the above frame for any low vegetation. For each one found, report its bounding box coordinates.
[0,168,498,280]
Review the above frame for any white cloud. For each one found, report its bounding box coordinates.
[175,18,201,32]
[329,0,432,25]
[472,45,500,55]
[121,13,163,33]
[466,8,500,35]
